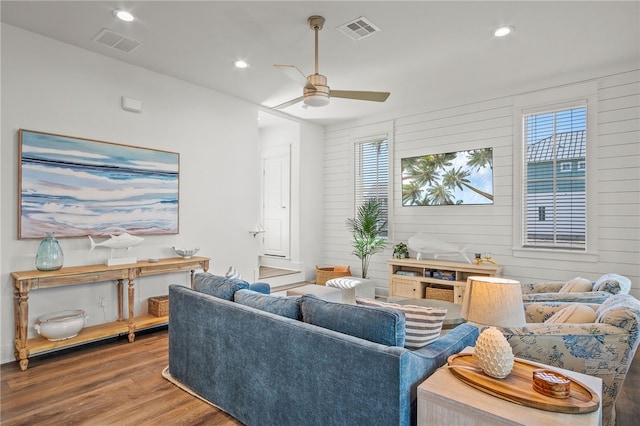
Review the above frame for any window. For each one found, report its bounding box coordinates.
[354,137,389,235]
[538,206,546,221]
[523,106,586,250]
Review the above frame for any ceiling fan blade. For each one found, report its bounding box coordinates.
[274,64,316,89]
[270,96,304,110]
[330,90,390,102]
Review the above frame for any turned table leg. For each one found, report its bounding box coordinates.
[13,279,33,371]
[127,272,135,343]
[117,279,123,321]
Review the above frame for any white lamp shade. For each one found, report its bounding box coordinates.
[461,276,526,327]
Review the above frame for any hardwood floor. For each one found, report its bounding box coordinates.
[0,329,240,425]
[616,346,640,426]
[1,328,638,425]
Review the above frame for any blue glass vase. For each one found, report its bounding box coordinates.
[35,233,64,271]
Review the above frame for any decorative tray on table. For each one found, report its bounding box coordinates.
[446,353,599,414]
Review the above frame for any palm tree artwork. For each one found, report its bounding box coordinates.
[401,148,494,206]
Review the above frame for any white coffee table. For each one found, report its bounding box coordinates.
[418,347,602,426]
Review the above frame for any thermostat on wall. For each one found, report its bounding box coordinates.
[121,96,142,113]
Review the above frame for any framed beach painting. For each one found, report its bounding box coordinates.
[401,147,494,206]
[18,129,179,239]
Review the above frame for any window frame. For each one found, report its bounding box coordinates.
[512,82,598,262]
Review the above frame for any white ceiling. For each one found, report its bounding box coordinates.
[2,1,639,126]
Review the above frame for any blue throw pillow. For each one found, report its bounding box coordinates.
[234,289,301,320]
[194,272,249,300]
[248,282,271,295]
[300,295,405,347]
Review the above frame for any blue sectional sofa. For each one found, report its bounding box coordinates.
[167,274,478,426]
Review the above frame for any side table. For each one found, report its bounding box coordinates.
[418,347,602,426]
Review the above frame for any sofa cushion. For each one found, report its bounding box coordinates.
[593,273,631,295]
[559,277,593,293]
[300,295,405,347]
[544,304,597,324]
[356,298,447,349]
[194,273,249,300]
[234,289,301,320]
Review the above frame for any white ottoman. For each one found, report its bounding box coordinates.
[326,278,376,304]
[286,284,343,303]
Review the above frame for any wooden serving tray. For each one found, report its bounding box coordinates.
[447,353,599,414]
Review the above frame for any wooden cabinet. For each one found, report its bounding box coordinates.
[388,258,501,304]
[11,256,209,370]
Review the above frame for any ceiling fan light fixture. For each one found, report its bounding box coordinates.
[303,93,330,107]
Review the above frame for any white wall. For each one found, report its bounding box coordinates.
[298,121,325,280]
[0,24,262,363]
[324,67,640,298]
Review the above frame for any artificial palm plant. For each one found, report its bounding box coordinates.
[346,199,387,278]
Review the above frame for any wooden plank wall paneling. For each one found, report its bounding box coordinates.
[323,70,640,297]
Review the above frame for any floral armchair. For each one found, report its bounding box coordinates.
[521,273,631,304]
[497,294,640,426]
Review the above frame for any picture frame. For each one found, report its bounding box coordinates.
[18,129,179,239]
[401,147,494,206]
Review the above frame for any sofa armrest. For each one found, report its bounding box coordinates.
[410,324,479,360]
[522,291,610,304]
[499,322,622,337]
[521,282,564,294]
[499,322,636,426]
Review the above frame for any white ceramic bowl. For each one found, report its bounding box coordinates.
[35,310,87,341]
[172,247,200,258]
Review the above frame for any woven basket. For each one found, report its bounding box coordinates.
[315,265,351,286]
[426,287,454,302]
[148,295,169,317]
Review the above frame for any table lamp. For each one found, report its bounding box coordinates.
[461,276,525,378]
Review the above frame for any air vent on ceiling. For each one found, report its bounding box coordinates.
[338,16,381,40]
[92,28,142,54]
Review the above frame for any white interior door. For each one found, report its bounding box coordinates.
[260,146,290,258]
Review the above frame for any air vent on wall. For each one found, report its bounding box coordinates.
[338,16,381,40]
[92,28,142,54]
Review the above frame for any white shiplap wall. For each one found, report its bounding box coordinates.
[323,69,640,298]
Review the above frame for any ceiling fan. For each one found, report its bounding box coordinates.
[271,16,390,110]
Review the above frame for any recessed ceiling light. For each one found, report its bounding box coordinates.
[234,60,249,69]
[494,26,514,37]
[114,10,135,22]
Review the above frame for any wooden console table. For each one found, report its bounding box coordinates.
[388,258,501,304]
[11,256,209,371]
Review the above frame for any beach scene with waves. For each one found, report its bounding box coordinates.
[19,130,179,239]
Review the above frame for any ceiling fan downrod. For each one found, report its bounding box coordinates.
[308,15,325,75]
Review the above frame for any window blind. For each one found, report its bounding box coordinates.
[354,137,389,235]
[523,107,587,250]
